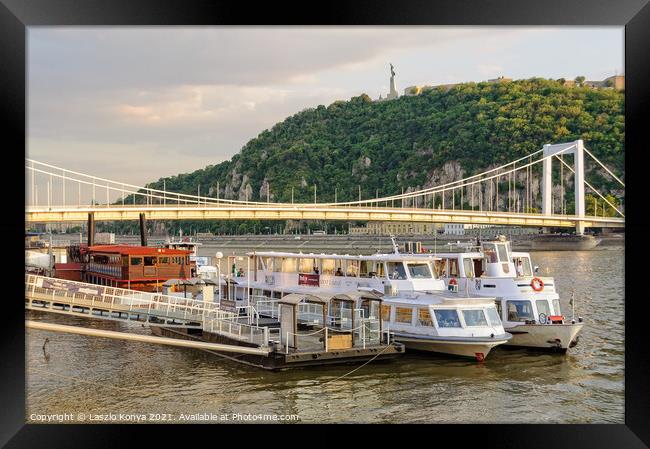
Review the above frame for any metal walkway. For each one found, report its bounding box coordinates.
[25,274,236,328]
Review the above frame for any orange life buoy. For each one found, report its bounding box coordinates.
[530,277,544,292]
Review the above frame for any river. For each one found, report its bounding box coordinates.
[25,248,624,424]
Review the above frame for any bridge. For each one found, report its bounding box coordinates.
[26,140,624,234]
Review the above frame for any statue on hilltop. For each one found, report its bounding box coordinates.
[387,63,398,99]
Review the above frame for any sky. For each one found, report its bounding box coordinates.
[28,26,624,189]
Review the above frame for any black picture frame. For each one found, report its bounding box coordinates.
[2,0,649,446]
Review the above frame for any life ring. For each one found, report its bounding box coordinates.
[449,278,458,286]
[530,277,544,292]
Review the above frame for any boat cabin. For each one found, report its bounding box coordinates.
[244,251,446,301]
[83,245,192,292]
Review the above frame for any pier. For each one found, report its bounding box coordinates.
[26,274,404,370]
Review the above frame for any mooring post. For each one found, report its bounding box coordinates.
[87,212,95,247]
[139,213,148,246]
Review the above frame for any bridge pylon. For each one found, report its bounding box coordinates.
[542,140,585,234]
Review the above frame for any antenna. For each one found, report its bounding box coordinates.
[389,234,400,254]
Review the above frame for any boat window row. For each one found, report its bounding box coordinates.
[434,253,533,278]
[381,305,502,328]
[258,257,433,279]
[496,299,560,322]
[129,255,189,266]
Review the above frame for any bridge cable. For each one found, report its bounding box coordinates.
[554,155,624,217]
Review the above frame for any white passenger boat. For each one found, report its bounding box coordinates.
[232,248,510,360]
[431,236,584,351]
[381,293,510,360]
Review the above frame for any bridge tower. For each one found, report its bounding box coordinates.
[542,139,585,234]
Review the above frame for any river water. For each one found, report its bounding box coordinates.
[25,248,624,424]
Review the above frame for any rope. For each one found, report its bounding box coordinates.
[318,343,395,387]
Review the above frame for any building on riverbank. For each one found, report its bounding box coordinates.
[349,221,443,235]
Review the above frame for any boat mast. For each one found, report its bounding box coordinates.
[390,235,399,254]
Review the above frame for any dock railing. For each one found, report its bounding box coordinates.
[25,274,235,325]
[202,312,270,347]
[250,295,280,319]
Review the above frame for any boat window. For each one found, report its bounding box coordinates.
[377,262,386,278]
[513,256,533,277]
[360,260,372,278]
[321,259,335,275]
[495,300,502,319]
[447,258,460,277]
[299,257,315,273]
[497,244,509,262]
[434,309,461,328]
[536,300,551,318]
[387,262,407,280]
[522,258,533,276]
[381,304,391,321]
[272,258,281,272]
[122,256,129,267]
[417,308,434,326]
[463,258,475,278]
[346,260,359,277]
[130,257,142,266]
[487,307,502,327]
[483,243,498,263]
[335,259,346,275]
[433,259,446,277]
[552,299,561,315]
[506,300,535,322]
[395,307,413,324]
[281,258,297,273]
[474,258,484,277]
[407,263,432,279]
[160,257,169,264]
[463,309,488,327]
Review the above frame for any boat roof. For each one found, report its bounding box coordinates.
[279,292,330,305]
[247,251,441,262]
[88,245,192,256]
[165,239,202,246]
[383,291,496,306]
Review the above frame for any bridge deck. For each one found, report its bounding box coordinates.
[25,205,625,228]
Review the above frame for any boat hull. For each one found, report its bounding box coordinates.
[504,323,584,350]
[393,334,510,360]
[530,235,601,251]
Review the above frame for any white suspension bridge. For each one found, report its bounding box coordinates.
[25,140,624,234]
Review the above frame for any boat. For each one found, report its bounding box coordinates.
[234,246,511,360]
[51,243,193,292]
[381,292,510,360]
[529,233,602,251]
[430,236,584,351]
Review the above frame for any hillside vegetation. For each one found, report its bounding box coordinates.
[117,78,624,235]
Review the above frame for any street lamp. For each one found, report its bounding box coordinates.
[215,251,223,303]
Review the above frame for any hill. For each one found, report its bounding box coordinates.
[120,78,624,235]
[146,78,623,204]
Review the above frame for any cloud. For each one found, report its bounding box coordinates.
[28,26,623,184]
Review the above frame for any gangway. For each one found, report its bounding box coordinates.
[25,274,236,328]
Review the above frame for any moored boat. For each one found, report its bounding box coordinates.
[431,236,584,351]
[234,247,510,360]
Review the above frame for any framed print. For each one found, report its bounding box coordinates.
[2,0,649,446]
